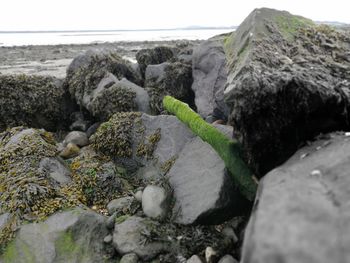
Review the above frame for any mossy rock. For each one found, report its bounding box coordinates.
[0,74,76,131]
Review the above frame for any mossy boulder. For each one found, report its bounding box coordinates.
[0,74,76,131]
[135,46,175,77]
[224,8,350,176]
[145,62,194,114]
[66,50,144,120]
[0,208,112,263]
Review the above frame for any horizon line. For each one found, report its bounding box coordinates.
[0,26,237,34]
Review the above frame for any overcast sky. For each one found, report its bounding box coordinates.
[1,0,349,31]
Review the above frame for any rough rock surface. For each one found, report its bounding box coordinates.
[241,133,350,263]
[0,208,112,263]
[107,196,134,215]
[145,61,194,114]
[0,74,75,131]
[38,157,72,185]
[168,125,248,225]
[136,46,175,77]
[66,50,144,120]
[192,38,229,121]
[224,8,350,176]
[112,216,169,260]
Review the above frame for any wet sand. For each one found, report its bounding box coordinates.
[0,40,202,78]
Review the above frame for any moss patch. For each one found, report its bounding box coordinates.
[274,14,314,41]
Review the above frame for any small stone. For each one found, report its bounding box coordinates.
[86,122,101,138]
[134,190,143,202]
[345,132,350,137]
[103,235,113,244]
[310,169,322,177]
[218,255,238,263]
[187,255,203,263]
[63,131,89,147]
[300,153,308,159]
[59,143,80,159]
[142,185,169,219]
[120,253,139,263]
[69,120,90,132]
[205,247,217,263]
[107,196,134,215]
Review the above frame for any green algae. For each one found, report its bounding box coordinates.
[163,96,257,201]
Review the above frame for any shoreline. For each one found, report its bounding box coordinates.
[0,39,203,78]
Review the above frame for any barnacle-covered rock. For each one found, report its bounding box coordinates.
[0,74,76,131]
[145,62,194,114]
[66,50,144,120]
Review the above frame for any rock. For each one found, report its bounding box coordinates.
[187,255,203,263]
[218,255,238,263]
[103,234,113,244]
[91,113,195,173]
[142,185,169,219]
[0,213,11,232]
[241,133,350,263]
[69,111,91,132]
[63,131,89,147]
[136,46,175,77]
[134,190,143,202]
[86,122,101,138]
[120,253,139,263]
[191,39,229,121]
[0,208,111,263]
[168,125,248,225]
[107,196,134,215]
[66,50,143,120]
[39,157,72,185]
[0,74,76,131]
[59,142,80,159]
[145,61,194,114]
[106,212,118,230]
[224,8,350,176]
[112,216,168,260]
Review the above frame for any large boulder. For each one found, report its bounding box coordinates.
[136,46,175,77]
[145,62,194,114]
[0,208,112,263]
[168,125,248,225]
[66,50,146,120]
[224,8,350,176]
[0,74,76,131]
[192,38,230,121]
[241,133,350,263]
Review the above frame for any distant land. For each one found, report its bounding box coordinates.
[0,26,237,34]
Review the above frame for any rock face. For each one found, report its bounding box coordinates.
[241,133,350,263]
[192,38,229,121]
[224,8,350,176]
[168,125,248,225]
[66,50,146,120]
[0,208,111,263]
[145,62,194,114]
[136,46,175,77]
[0,74,75,131]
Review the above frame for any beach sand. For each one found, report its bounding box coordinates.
[0,40,201,78]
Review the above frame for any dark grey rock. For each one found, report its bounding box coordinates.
[191,39,229,121]
[0,75,76,131]
[168,125,248,225]
[142,185,169,219]
[136,46,175,77]
[241,134,350,263]
[224,8,350,176]
[63,131,89,147]
[86,122,101,138]
[112,216,169,260]
[69,111,91,132]
[39,157,72,185]
[145,62,193,114]
[0,208,111,263]
[120,253,139,263]
[107,196,134,215]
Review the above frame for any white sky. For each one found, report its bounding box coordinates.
[1,0,349,31]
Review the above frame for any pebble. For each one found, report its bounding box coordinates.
[205,247,217,263]
[107,196,133,215]
[103,235,113,244]
[59,143,80,159]
[134,190,143,202]
[187,255,203,263]
[63,131,89,147]
[142,185,169,219]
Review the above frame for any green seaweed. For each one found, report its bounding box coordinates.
[163,96,257,201]
[274,14,314,41]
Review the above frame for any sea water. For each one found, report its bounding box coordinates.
[0,28,234,46]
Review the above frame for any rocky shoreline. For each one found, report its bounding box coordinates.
[1,7,350,263]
